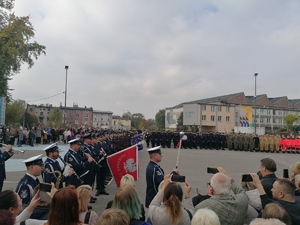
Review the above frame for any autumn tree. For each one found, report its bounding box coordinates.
[284,114,299,133]
[0,0,46,98]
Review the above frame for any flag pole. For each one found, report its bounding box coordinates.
[176,132,187,169]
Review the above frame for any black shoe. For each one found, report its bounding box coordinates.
[88,206,92,210]
[95,190,101,196]
[91,196,97,201]
[89,199,96,203]
[97,189,109,195]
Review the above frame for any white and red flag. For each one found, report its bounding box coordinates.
[107,145,139,187]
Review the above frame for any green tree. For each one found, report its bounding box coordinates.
[284,114,299,133]
[5,99,25,127]
[176,112,188,131]
[155,109,165,130]
[48,108,63,128]
[147,118,156,127]
[0,0,46,98]
[23,112,39,128]
[131,113,145,130]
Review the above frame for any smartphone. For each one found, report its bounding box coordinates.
[39,183,52,192]
[171,175,186,182]
[283,169,289,178]
[241,174,253,182]
[207,167,219,174]
[39,183,52,202]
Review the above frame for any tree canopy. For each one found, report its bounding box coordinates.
[155,109,165,130]
[0,0,46,98]
[284,114,299,133]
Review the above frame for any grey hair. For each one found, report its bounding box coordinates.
[210,173,231,195]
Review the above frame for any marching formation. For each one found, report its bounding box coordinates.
[145,131,300,153]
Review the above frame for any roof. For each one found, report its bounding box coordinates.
[93,110,113,114]
[268,96,287,104]
[171,92,244,108]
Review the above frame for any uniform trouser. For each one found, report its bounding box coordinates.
[0,180,3,192]
[269,144,275,152]
[260,144,264,151]
[151,140,155,147]
[146,140,150,147]
[264,144,269,151]
[275,144,280,151]
[96,167,109,190]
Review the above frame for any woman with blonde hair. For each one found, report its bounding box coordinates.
[77,185,98,225]
[96,209,129,225]
[191,208,220,225]
[106,174,145,221]
[112,185,149,225]
[262,203,291,225]
[290,162,300,180]
[148,174,194,225]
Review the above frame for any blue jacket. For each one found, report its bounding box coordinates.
[16,174,40,206]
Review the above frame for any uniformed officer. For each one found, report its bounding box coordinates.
[16,154,44,207]
[16,154,50,220]
[0,144,14,192]
[43,143,73,188]
[145,146,178,208]
[64,138,93,187]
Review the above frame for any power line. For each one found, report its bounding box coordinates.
[27,92,65,103]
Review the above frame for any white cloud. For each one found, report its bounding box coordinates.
[8,0,300,119]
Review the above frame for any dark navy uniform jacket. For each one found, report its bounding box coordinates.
[0,150,13,182]
[16,174,40,207]
[43,158,63,185]
[145,161,164,208]
[64,149,90,187]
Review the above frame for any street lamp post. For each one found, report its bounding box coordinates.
[64,65,69,128]
[254,73,258,135]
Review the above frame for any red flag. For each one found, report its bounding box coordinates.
[107,145,139,187]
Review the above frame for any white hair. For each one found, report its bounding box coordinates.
[191,208,220,225]
[210,173,231,195]
[250,218,286,225]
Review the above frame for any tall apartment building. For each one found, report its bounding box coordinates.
[60,104,93,128]
[166,92,300,133]
[27,103,58,126]
[93,110,113,128]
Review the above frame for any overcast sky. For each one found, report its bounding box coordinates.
[9,0,300,119]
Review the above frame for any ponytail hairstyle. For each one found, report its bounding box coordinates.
[163,182,183,225]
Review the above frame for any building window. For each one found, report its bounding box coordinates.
[75,120,78,124]
[226,107,230,113]
[76,113,79,117]
[202,105,206,111]
[267,118,271,123]
[202,115,206,121]
[226,116,230,122]
[260,109,264,114]
[217,106,222,112]
[84,114,88,118]
[278,118,282,124]
[211,115,215,121]
[211,106,215,112]
[40,112,43,116]
[30,108,33,112]
[218,116,222,122]
[267,109,271,115]
[278,110,282,115]
[260,118,264,123]
[273,119,276,124]
[235,112,238,117]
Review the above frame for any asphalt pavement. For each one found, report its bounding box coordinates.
[3,143,299,215]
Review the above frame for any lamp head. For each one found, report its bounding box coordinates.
[65,65,69,70]
[254,73,258,77]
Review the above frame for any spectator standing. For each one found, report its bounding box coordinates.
[260,158,278,198]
